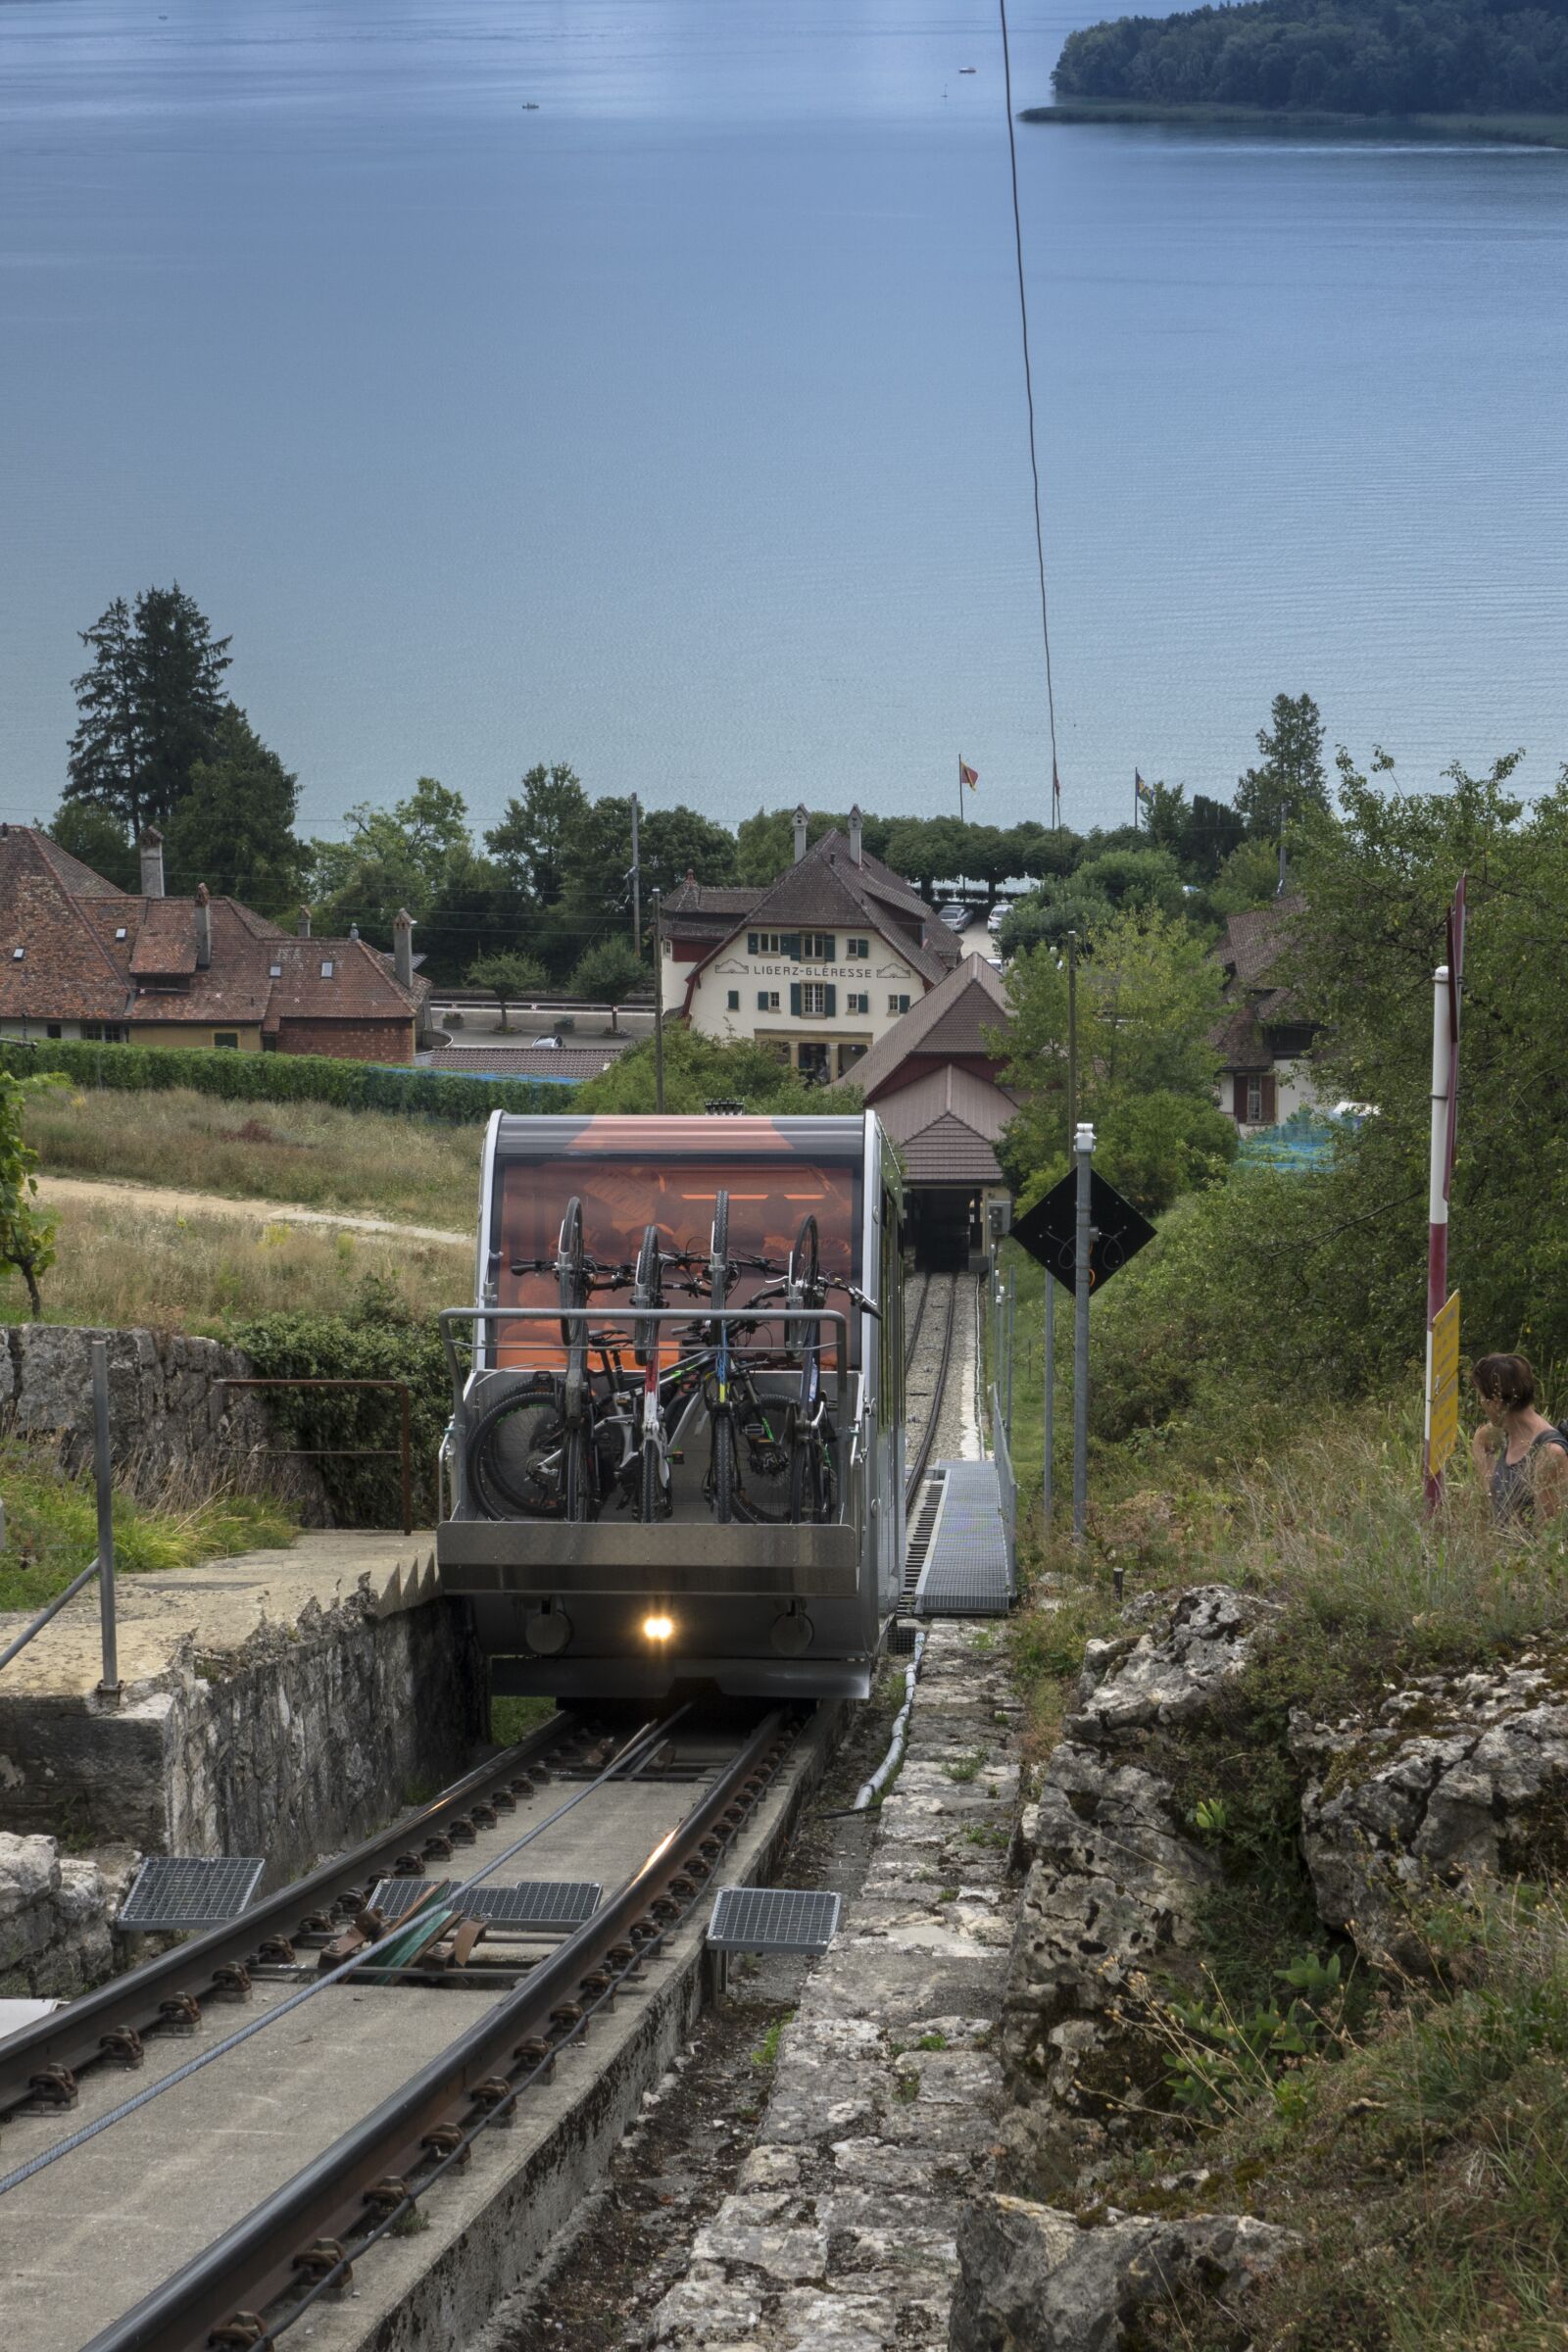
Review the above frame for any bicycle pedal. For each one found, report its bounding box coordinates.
[668,1450,685,1464]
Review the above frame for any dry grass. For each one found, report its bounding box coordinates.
[25,1084,480,1225]
[5,1195,466,1337]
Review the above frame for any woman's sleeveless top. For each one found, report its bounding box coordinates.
[1492,1429,1568,1522]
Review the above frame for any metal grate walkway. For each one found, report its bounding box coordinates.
[910,1460,1013,1617]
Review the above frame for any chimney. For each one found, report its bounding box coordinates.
[392,907,415,991]
[793,803,808,864]
[297,906,312,939]
[349,922,360,941]
[849,804,863,865]
[139,829,165,899]
[194,882,212,970]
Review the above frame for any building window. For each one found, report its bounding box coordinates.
[887,993,910,1015]
[114,927,127,941]
[46,1024,62,1040]
[1247,1077,1263,1123]
[320,959,334,978]
[799,933,836,961]
[748,930,793,956]
[79,1024,127,1044]
[270,962,283,978]
[846,991,869,1014]
[801,982,827,1017]
[847,937,868,958]
[838,1042,867,1076]
[757,989,780,1012]
[10,948,22,962]
[726,989,740,1011]
[214,1031,240,1051]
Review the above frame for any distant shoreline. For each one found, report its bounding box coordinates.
[1021,99,1568,149]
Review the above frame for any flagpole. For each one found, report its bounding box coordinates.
[958,757,963,827]
[1133,772,1138,833]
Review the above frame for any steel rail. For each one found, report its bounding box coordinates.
[905,1274,957,1508]
[0,1710,585,2121]
[902,1270,931,1374]
[83,1705,799,2352]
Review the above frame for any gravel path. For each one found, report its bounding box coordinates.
[35,1172,468,1250]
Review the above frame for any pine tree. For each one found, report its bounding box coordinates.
[1234,692,1330,840]
[64,584,232,837]
[163,705,304,916]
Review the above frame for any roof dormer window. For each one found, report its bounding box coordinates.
[115,927,127,941]
[320,958,334,978]
[270,962,282,978]
[10,948,22,961]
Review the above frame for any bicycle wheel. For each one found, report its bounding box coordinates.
[466,1376,567,1521]
[788,1431,833,1523]
[557,1196,586,1347]
[632,1222,662,1367]
[789,1214,820,1300]
[564,1421,598,1521]
[640,1438,662,1524]
[711,1414,736,1524]
[710,1190,729,1287]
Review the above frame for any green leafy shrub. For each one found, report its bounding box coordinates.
[0,1038,568,1127]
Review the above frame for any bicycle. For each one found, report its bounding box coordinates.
[628,1223,709,1523]
[749,1214,879,1524]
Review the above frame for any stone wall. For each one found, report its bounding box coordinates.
[0,1321,326,1514]
[0,1832,113,2000]
[0,1589,486,1881]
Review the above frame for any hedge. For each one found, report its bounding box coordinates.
[0,1038,573,1125]
[230,1297,450,1525]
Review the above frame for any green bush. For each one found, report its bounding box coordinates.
[0,1038,570,1126]
[229,1280,451,1524]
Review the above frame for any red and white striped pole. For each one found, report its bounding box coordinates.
[1423,959,1452,1514]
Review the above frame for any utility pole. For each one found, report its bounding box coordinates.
[1072,1120,1094,1546]
[1066,931,1079,1139]
[651,887,665,1113]
[630,793,642,955]
[1043,1278,1054,1526]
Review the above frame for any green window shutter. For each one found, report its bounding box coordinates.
[758,990,770,1012]
[822,937,836,959]
[748,932,759,955]
[727,990,739,1011]
[785,933,801,959]
[790,982,802,1017]
[824,984,837,1017]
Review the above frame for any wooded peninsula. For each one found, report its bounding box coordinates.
[1044,0,1568,124]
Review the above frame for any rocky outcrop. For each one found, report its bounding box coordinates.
[1295,1650,1568,1967]
[950,2192,1295,2352]
[0,1322,324,1511]
[0,1831,113,1999]
[1002,1588,1276,2175]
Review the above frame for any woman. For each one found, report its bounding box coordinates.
[1470,1352,1568,1525]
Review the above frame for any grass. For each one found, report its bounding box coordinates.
[26,1083,479,1227]
[489,1692,559,1746]
[4,1194,466,1337]
[0,1436,296,1614]
[751,2013,793,2069]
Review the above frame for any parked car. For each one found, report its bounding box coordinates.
[986,905,1006,933]
[937,903,969,930]
[528,1035,563,1049]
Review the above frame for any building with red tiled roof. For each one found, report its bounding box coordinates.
[0,826,428,1063]
[849,954,1019,1264]
[669,805,961,1084]
[1210,894,1320,1130]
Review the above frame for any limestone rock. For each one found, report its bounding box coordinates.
[1067,1585,1278,1744]
[949,2193,1295,2351]
[0,1831,61,1921]
[1296,1656,1568,1964]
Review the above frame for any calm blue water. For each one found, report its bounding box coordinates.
[2,0,1566,840]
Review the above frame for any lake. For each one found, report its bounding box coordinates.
[1,0,1565,841]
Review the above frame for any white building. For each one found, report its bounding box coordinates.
[663,807,961,1083]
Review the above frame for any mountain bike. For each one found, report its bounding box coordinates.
[629,1222,708,1523]
[748,1214,878,1523]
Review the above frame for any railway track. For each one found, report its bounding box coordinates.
[904,1270,958,1506]
[0,1707,808,2352]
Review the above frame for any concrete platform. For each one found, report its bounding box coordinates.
[0,1533,485,1871]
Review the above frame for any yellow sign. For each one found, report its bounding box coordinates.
[1429,1290,1462,1477]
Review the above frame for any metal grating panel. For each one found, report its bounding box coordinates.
[707,1885,841,1955]
[120,1855,266,1932]
[912,1460,1013,1617]
[368,1878,601,1930]
[886,1619,919,1656]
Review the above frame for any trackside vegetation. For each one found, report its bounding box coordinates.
[0,1037,565,1126]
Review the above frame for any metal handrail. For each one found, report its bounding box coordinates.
[438,1301,854,1416]
[0,1337,119,1698]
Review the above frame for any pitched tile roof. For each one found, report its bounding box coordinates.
[0,827,420,1037]
[849,954,1011,1102]
[707,830,958,988]
[1217,894,1303,988]
[874,1064,1014,1185]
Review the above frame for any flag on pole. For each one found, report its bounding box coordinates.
[1135,770,1153,806]
[959,759,979,791]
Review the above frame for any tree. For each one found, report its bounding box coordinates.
[639,806,740,897]
[466,950,548,1031]
[308,779,519,984]
[1074,847,1187,918]
[485,765,591,906]
[998,879,1113,960]
[163,705,304,915]
[64,585,232,837]
[0,1071,62,1317]
[884,816,967,897]
[44,803,139,893]
[734,807,844,887]
[1208,835,1288,915]
[568,937,647,1004]
[1001,906,1227,1212]
[573,1025,858,1116]
[1235,692,1330,839]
